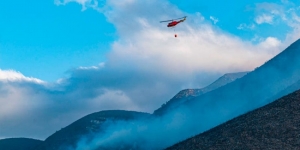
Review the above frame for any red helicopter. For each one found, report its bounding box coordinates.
[160,16,187,37]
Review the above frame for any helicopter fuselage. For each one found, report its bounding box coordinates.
[167,21,181,27]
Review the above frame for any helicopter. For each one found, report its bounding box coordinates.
[160,16,187,37]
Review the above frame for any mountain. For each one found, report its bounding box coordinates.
[162,39,300,137]
[36,39,300,149]
[153,72,249,115]
[31,72,248,150]
[33,110,150,150]
[167,89,300,149]
[8,39,300,149]
[0,138,42,150]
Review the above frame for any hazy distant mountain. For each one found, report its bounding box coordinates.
[33,110,150,150]
[0,138,42,150]
[167,89,300,149]
[153,72,249,115]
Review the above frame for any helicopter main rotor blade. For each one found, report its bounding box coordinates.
[159,16,187,23]
[173,16,187,20]
[160,20,173,23]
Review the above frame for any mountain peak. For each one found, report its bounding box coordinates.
[153,71,249,115]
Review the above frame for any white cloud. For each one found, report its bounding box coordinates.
[2,0,299,140]
[89,89,139,111]
[252,2,288,26]
[255,14,274,24]
[237,23,256,30]
[54,0,101,11]
[77,62,105,70]
[253,2,300,28]
[255,2,283,12]
[248,1,300,47]
[108,25,278,75]
[0,69,44,84]
[0,70,142,139]
[195,12,205,21]
[209,16,219,24]
[0,80,51,139]
[258,37,282,54]
[291,12,300,23]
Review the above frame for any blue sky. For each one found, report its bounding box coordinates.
[0,0,298,81]
[1,0,300,140]
[0,0,115,81]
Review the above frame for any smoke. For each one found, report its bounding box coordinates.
[2,0,300,142]
[73,39,300,149]
[74,108,213,150]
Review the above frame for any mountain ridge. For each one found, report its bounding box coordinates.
[167,89,300,149]
[158,38,300,149]
[0,138,42,150]
[154,71,249,115]
[33,110,150,150]
[177,38,300,124]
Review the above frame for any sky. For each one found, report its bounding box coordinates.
[1,0,300,140]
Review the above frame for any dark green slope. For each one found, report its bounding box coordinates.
[34,110,150,150]
[167,89,300,149]
[0,138,42,150]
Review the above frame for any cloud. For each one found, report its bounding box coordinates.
[237,23,256,30]
[251,2,290,26]
[253,1,300,27]
[54,0,102,11]
[255,2,283,14]
[77,62,105,70]
[241,1,300,45]
[0,69,44,84]
[0,69,141,139]
[0,77,50,139]
[1,0,300,141]
[255,13,274,24]
[258,37,282,52]
[285,8,300,28]
[209,16,219,24]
